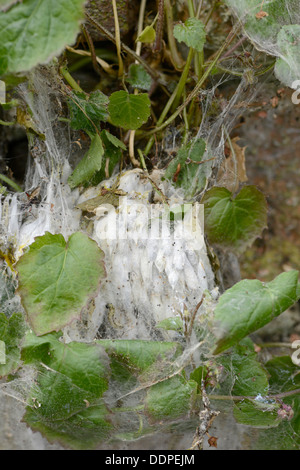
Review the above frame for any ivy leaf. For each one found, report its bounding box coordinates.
[202,185,268,254]
[0,0,86,75]
[108,90,151,130]
[173,18,206,52]
[22,332,112,449]
[126,63,152,91]
[68,133,104,189]
[213,270,299,355]
[0,312,26,378]
[68,90,109,134]
[16,231,106,336]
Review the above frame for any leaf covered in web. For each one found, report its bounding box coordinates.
[68,90,109,134]
[0,312,26,378]
[22,331,112,449]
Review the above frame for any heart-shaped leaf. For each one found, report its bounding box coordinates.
[108,90,151,130]
[213,270,299,355]
[202,185,267,254]
[16,231,106,335]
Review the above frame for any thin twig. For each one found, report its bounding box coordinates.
[153,0,164,52]
[81,24,102,76]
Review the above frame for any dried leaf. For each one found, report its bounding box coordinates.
[217,137,247,192]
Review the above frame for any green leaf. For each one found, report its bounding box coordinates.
[126,64,152,91]
[0,0,86,75]
[22,332,112,449]
[173,18,206,52]
[230,343,269,396]
[68,133,104,189]
[233,398,280,428]
[213,271,299,355]
[108,90,151,130]
[136,24,156,44]
[145,376,197,421]
[16,231,106,336]
[0,312,26,377]
[88,130,123,185]
[202,185,268,254]
[102,130,126,150]
[68,90,109,134]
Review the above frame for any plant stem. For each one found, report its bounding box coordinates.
[59,65,83,92]
[171,47,194,112]
[0,174,22,192]
[255,342,295,349]
[0,119,15,126]
[111,0,124,77]
[208,388,300,402]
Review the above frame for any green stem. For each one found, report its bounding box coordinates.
[255,342,294,349]
[0,174,22,192]
[144,82,180,155]
[182,87,189,145]
[0,119,15,126]
[60,65,83,92]
[171,47,195,112]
